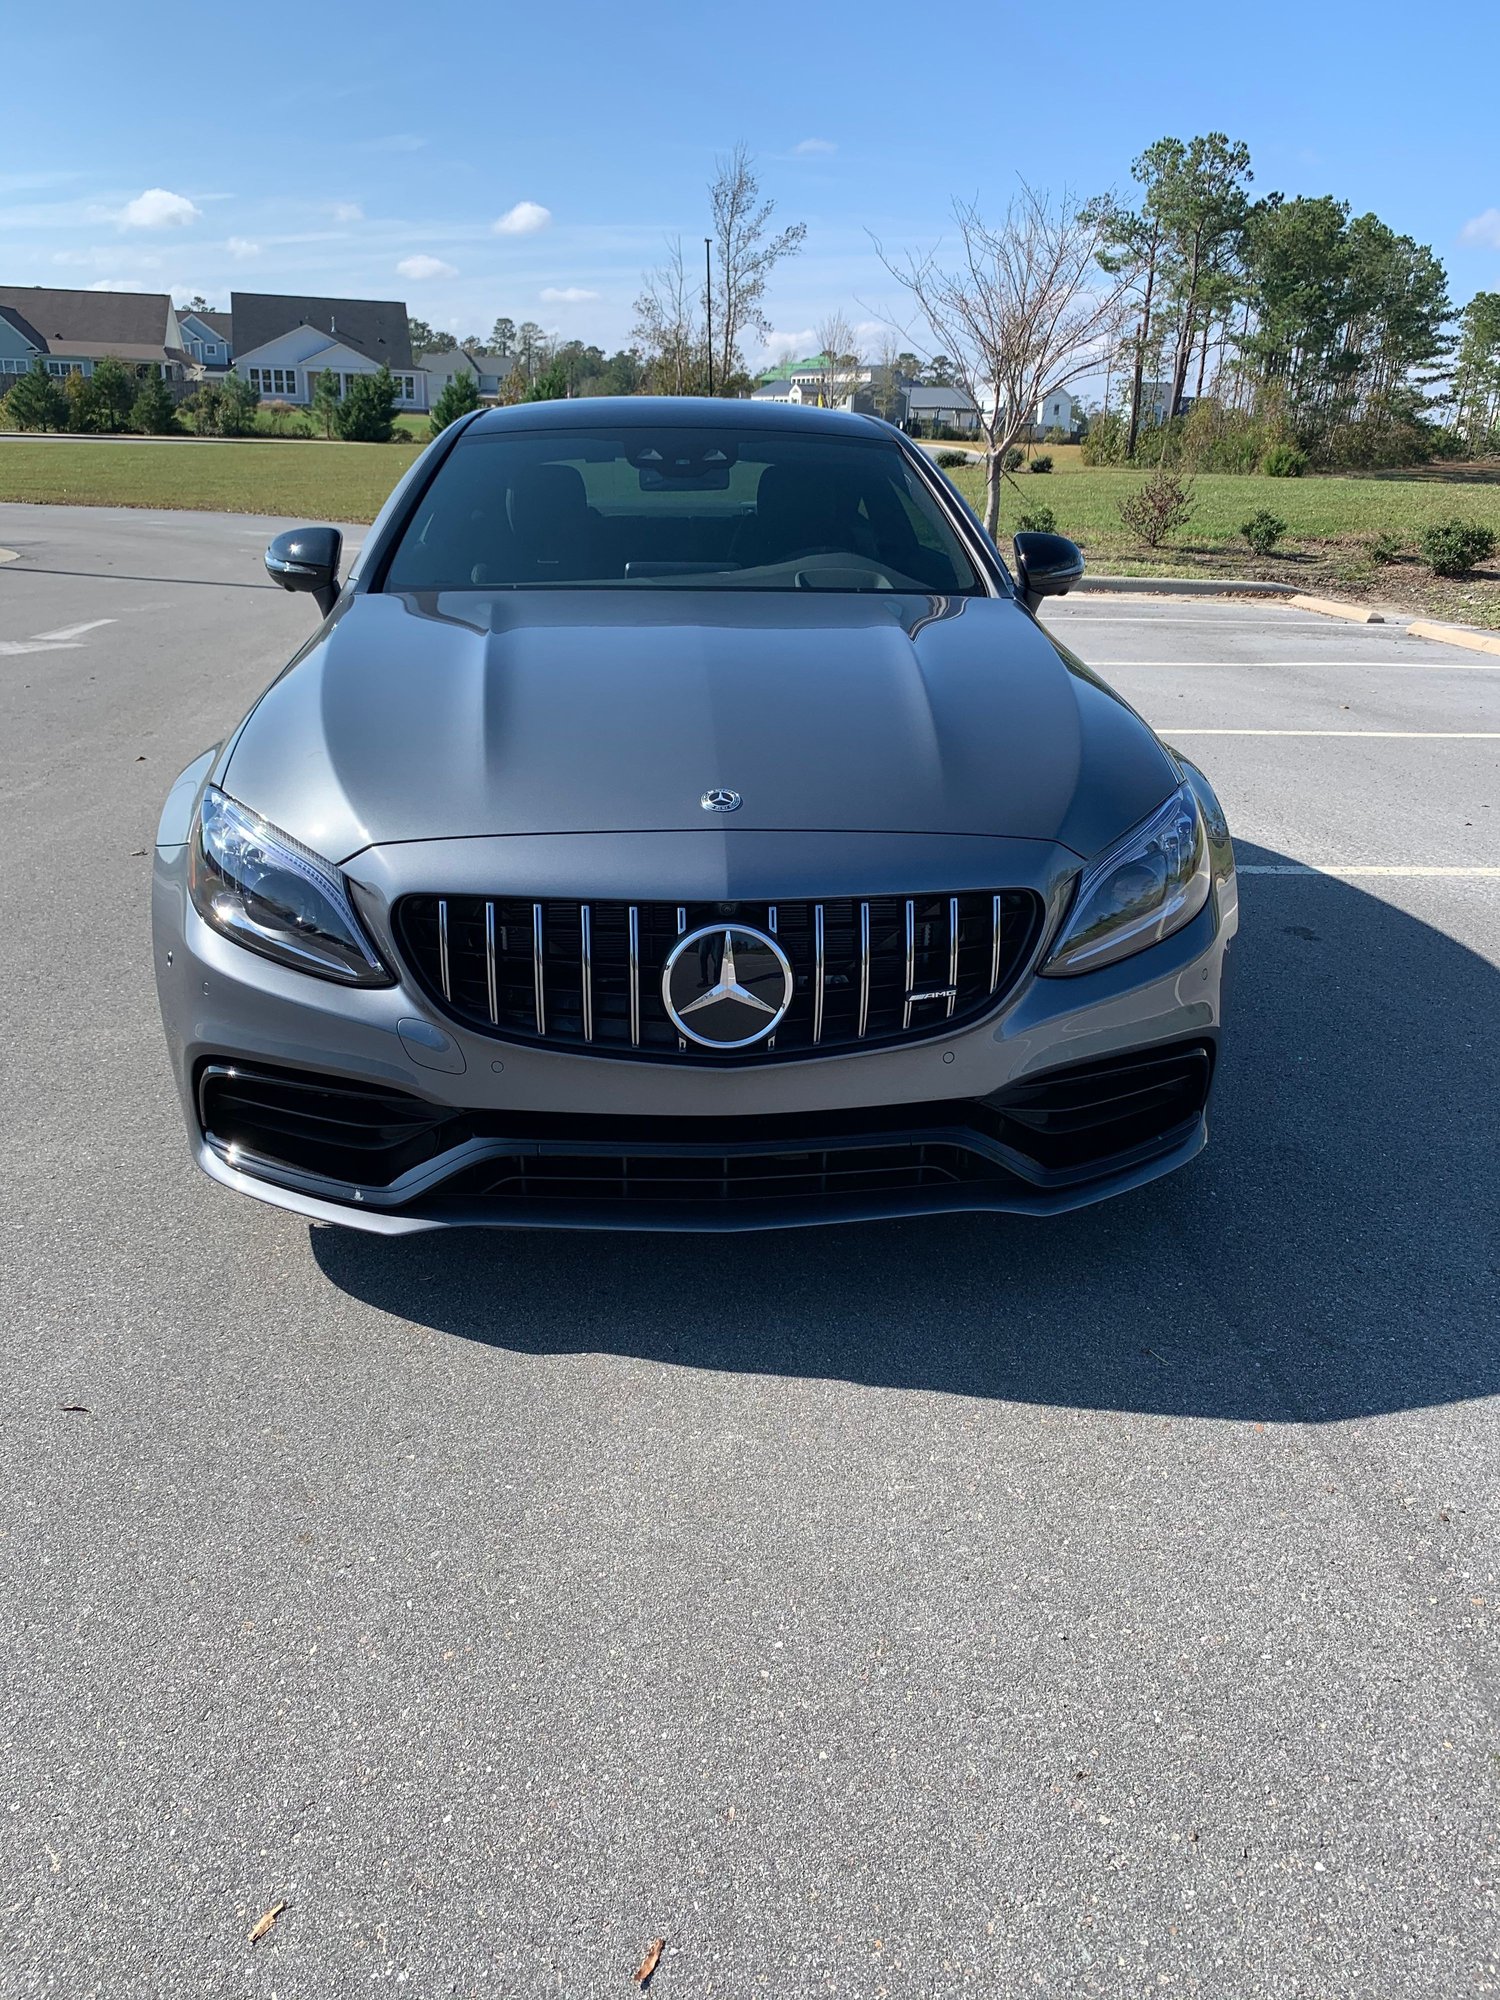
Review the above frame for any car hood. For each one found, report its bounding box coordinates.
[222,588,1177,863]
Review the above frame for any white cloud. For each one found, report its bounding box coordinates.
[540,286,598,304]
[87,278,144,291]
[1460,207,1500,248]
[331,201,364,224]
[115,187,202,230]
[793,137,836,156]
[226,236,260,260]
[760,326,817,362]
[494,201,551,236]
[397,254,458,281]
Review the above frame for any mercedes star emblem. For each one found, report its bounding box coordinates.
[661,923,794,1049]
[700,788,742,813]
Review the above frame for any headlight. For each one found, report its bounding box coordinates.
[188,786,390,986]
[1042,782,1212,976]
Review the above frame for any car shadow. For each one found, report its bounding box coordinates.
[311,843,1497,1423]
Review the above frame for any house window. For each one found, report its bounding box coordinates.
[248,367,298,396]
[393,374,417,402]
[45,359,82,377]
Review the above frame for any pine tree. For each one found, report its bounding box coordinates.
[312,368,344,439]
[3,358,68,430]
[130,366,178,434]
[335,366,397,442]
[428,370,481,436]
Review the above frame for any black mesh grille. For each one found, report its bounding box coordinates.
[390,891,1043,1061]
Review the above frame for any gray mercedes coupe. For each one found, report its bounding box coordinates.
[152,398,1237,1231]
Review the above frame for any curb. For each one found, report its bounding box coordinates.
[1075,575,1297,598]
[1288,593,1384,623]
[1406,619,1500,658]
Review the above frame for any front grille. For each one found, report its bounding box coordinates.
[391,892,1043,1060]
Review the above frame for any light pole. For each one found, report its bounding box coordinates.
[704,237,714,397]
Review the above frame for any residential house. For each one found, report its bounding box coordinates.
[899,384,980,434]
[1034,387,1079,439]
[178,309,232,373]
[0,286,189,386]
[230,292,426,410]
[419,345,517,403]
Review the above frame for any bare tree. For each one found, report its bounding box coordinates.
[875,183,1135,535]
[631,238,704,396]
[815,311,864,409]
[710,145,806,386]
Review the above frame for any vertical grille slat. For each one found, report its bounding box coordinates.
[532,902,546,1037]
[812,904,826,1047]
[437,898,452,1002]
[394,890,1042,1061]
[857,902,871,1040]
[628,906,641,1047]
[484,900,499,1024]
[580,904,594,1043]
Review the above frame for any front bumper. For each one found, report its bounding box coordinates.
[153,825,1236,1232]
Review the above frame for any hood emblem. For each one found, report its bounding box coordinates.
[701,788,742,813]
[661,924,793,1049]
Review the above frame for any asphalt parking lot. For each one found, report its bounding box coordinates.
[2,503,1496,1998]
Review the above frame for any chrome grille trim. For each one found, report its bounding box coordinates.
[531,902,546,1036]
[580,903,594,1043]
[812,903,826,1047]
[484,900,499,1024]
[392,890,1043,1063]
[902,898,916,1030]
[857,901,871,1039]
[627,906,641,1047]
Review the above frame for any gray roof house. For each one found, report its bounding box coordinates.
[229,291,427,409]
[419,345,516,400]
[231,292,414,370]
[0,286,189,382]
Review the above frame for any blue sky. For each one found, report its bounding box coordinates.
[6,0,1498,363]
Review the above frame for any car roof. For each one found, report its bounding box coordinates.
[464,395,888,438]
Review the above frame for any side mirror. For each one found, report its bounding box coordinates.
[1012,531,1084,609]
[265,526,343,617]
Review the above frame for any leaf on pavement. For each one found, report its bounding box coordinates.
[633,1937,665,1985]
[249,1900,288,1943]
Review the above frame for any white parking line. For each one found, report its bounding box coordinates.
[1088,668,1496,676]
[1169,730,1500,739]
[1240,865,1500,878]
[0,617,116,657]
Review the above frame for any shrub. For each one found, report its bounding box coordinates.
[311,368,343,439]
[1117,469,1196,547]
[1239,508,1286,557]
[1014,504,1057,535]
[130,367,178,435]
[1260,443,1308,478]
[1043,425,1067,445]
[1029,454,1053,473]
[1079,408,1128,465]
[934,449,969,469]
[2,358,68,431]
[1419,518,1497,578]
[429,371,481,437]
[1001,445,1024,472]
[336,367,398,442]
[1368,531,1406,566]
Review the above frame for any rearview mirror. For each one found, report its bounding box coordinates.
[265,526,343,617]
[1012,531,1084,609]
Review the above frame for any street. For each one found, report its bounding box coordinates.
[2,504,1496,1997]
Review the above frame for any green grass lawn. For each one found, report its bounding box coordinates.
[942,460,1500,627]
[0,437,424,522]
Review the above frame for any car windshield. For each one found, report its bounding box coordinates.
[379,426,985,595]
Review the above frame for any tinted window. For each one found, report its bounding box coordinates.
[381,427,983,595]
